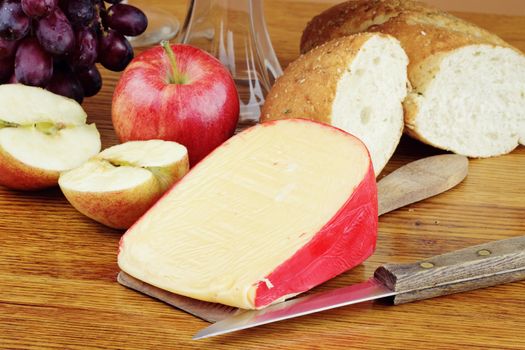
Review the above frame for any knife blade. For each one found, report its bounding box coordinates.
[194,235,525,339]
[118,154,469,322]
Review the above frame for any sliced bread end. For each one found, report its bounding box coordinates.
[405,44,525,157]
[262,33,409,175]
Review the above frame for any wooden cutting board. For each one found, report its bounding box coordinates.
[0,1,524,349]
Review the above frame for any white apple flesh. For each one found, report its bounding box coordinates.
[0,84,101,190]
[58,140,189,229]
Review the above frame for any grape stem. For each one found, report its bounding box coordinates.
[161,40,186,84]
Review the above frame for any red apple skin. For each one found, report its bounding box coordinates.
[112,44,240,166]
[0,146,58,190]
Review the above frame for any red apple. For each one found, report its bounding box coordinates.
[112,42,240,166]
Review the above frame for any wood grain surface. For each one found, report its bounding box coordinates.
[1,1,524,349]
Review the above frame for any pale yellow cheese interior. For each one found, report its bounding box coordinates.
[118,120,369,309]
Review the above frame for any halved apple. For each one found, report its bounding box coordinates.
[0,84,101,190]
[59,140,189,229]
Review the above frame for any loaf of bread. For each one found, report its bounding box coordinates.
[261,33,408,175]
[301,0,525,158]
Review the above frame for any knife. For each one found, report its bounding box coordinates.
[194,235,525,339]
[118,154,469,322]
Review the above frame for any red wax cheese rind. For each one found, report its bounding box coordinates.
[118,119,377,310]
[254,171,377,308]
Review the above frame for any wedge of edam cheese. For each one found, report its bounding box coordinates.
[118,119,377,309]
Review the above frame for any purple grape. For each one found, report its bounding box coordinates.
[58,0,67,12]
[21,0,58,18]
[46,65,84,103]
[0,37,17,59]
[0,0,148,100]
[0,0,31,41]
[36,8,75,55]
[76,64,102,97]
[14,37,53,87]
[98,30,133,72]
[66,0,94,26]
[0,56,14,83]
[106,4,147,36]
[70,27,97,69]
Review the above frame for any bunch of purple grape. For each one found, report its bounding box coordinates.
[0,0,147,102]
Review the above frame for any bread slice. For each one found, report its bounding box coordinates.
[261,33,408,175]
[301,0,525,157]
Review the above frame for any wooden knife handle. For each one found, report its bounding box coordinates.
[374,236,525,304]
[377,154,468,216]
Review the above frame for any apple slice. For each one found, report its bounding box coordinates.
[0,84,101,190]
[59,140,189,229]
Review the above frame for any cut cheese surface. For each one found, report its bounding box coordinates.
[118,119,377,309]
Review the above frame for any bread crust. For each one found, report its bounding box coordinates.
[301,0,507,56]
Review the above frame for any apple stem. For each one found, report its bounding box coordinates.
[161,40,186,85]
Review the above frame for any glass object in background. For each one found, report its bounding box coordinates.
[123,1,180,47]
[178,0,283,127]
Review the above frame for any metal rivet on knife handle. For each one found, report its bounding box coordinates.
[419,262,434,269]
[477,249,491,256]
